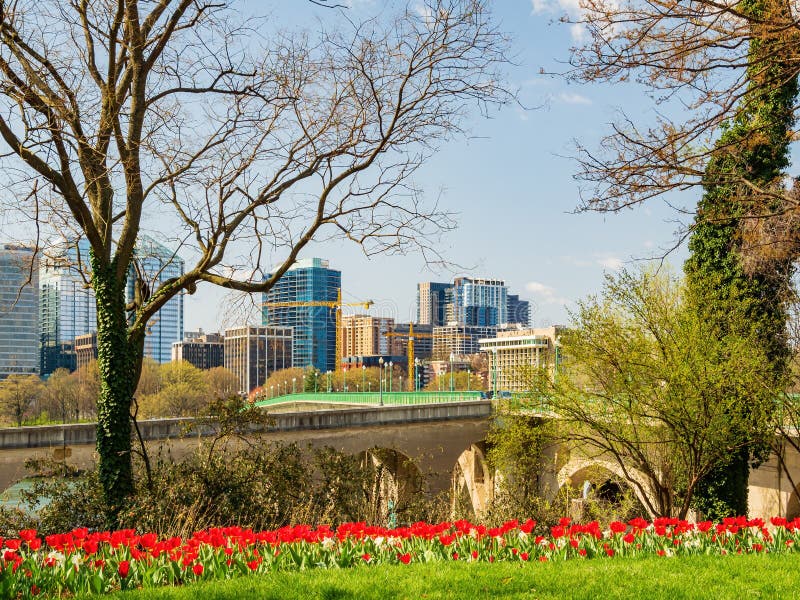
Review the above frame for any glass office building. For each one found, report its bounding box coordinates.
[126,236,184,363]
[262,258,341,372]
[448,277,508,327]
[39,238,96,375]
[0,245,39,379]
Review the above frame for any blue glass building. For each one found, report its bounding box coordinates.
[39,238,96,375]
[126,236,184,363]
[448,277,508,327]
[262,258,341,372]
[0,245,38,379]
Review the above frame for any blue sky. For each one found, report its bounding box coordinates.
[185,1,695,332]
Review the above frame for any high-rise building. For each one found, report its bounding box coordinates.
[506,295,531,327]
[127,236,184,363]
[39,238,96,376]
[416,282,450,326]
[448,277,507,327]
[75,332,98,370]
[432,324,497,360]
[172,332,225,370]
[340,314,394,360]
[262,258,341,372]
[0,245,39,379]
[224,325,292,394]
[479,326,562,392]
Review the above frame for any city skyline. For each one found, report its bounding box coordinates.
[179,1,694,334]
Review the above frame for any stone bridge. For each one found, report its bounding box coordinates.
[0,400,493,514]
[3,394,800,520]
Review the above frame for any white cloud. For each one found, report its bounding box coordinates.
[570,22,586,42]
[525,281,569,306]
[597,256,624,271]
[531,0,582,14]
[531,0,582,16]
[557,92,592,105]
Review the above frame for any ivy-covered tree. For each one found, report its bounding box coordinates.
[0,0,511,520]
[684,0,798,518]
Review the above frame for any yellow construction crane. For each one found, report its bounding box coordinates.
[383,323,434,391]
[263,288,373,371]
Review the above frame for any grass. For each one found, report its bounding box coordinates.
[103,554,800,599]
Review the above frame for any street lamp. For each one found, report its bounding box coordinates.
[362,364,366,392]
[327,370,332,393]
[449,352,455,392]
[467,367,471,392]
[414,358,421,392]
[283,381,288,395]
[270,385,274,399]
[343,366,348,392]
[388,361,393,393]
[378,357,384,406]
[314,370,319,393]
[292,377,296,394]
[492,349,498,399]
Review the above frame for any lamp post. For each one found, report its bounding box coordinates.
[292,377,296,394]
[327,370,332,393]
[449,352,455,392]
[362,364,366,392]
[378,357,384,406]
[467,367,471,392]
[492,349,497,398]
[283,381,288,395]
[270,385,274,399]
[314,370,319,393]
[343,366,348,392]
[414,358,420,391]
[389,361,393,393]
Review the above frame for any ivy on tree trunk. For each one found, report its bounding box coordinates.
[91,253,145,521]
[685,0,797,519]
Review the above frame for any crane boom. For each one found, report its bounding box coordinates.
[263,288,374,370]
[383,323,435,390]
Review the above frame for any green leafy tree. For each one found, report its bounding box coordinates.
[0,0,511,518]
[0,375,44,427]
[137,361,209,418]
[42,368,80,424]
[533,268,775,519]
[423,371,481,392]
[204,367,239,401]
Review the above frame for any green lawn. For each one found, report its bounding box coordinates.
[104,554,800,599]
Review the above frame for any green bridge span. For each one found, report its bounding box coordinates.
[252,390,484,408]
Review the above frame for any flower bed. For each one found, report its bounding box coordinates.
[1,516,798,598]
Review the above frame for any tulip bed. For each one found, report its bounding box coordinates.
[1,516,799,598]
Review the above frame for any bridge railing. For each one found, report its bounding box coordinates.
[252,390,484,408]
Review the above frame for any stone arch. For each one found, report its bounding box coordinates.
[361,447,423,521]
[786,488,800,520]
[452,442,494,517]
[556,457,656,518]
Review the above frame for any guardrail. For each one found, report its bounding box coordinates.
[252,390,484,409]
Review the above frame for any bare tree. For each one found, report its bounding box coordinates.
[0,0,512,516]
[560,0,800,249]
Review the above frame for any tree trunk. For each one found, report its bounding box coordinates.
[91,256,143,520]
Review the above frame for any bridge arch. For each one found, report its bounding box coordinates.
[452,442,494,517]
[361,447,424,520]
[556,457,655,518]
